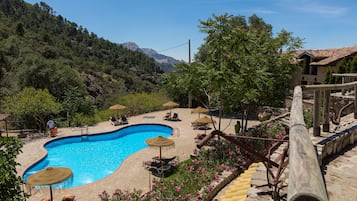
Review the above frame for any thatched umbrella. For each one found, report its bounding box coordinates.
[146,136,175,161]
[192,116,216,134]
[191,106,209,118]
[109,104,126,110]
[192,116,216,125]
[162,101,179,114]
[109,104,126,118]
[27,167,73,201]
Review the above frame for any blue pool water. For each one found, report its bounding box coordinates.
[23,124,172,188]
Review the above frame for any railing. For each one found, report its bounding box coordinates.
[288,86,328,201]
[80,125,89,141]
[302,80,357,136]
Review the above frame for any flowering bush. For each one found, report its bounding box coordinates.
[98,189,144,201]
[98,121,288,200]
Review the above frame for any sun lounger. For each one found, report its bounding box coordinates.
[163,112,181,121]
[149,164,174,177]
[62,194,76,201]
[152,156,177,165]
[192,123,210,130]
[163,112,171,120]
[120,115,128,124]
[109,117,121,126]
[171,113,180,121]
[143,161,161,169]
[194,133,207,140]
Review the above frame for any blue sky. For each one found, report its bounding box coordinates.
[24,0,357,62]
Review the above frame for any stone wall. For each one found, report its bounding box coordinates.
[314,126,357,165]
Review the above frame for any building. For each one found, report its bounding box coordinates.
[290,46,357,86]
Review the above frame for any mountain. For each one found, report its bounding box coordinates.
[0,0,163,108]
[121,42,182,72]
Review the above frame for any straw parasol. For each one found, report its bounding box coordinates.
[27,167,73,201]
[162,101,179,108]
[192,116,216,134]
[109,104,126,118]
[192,116,216,125]
[109,104,126,110]
[146,136,175,161]
[191,106,209,118]
[162,101,179,114]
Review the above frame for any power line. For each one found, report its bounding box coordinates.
[158,42,188,53]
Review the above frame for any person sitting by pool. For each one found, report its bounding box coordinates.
[120,115,128,124]
[109,116,120,126]
[163,112,171,120]
[170,113,180,121]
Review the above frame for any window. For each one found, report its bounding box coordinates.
[311,66,318,75]
[302,56,311,74]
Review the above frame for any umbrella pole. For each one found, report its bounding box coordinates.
[50,185,53,201]
[159,146,162,161]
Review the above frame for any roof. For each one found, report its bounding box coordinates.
[0,114,10,121]
[294,46,357,66]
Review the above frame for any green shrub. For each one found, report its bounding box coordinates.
[118,91,169,113]
[72,113,98,126]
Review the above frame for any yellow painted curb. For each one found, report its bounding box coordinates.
[219,163,263,201]
[221,194,247,201]
[231,181,250,187]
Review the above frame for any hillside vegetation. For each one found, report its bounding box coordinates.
[0,0,164,109]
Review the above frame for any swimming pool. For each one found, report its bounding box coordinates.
[23,124,173,188]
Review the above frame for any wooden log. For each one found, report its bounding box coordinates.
[323,90,330,132]
[313,90,321,136]
[302,80,357,91]
[288,86,328,201]
[355,85,357,119]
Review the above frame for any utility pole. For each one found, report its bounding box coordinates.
[188,39,191,64]
[188,39,192,108]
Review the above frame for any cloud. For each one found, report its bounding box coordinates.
[297,4,347,16]
[282,0,348,17]
[249,8,277,14]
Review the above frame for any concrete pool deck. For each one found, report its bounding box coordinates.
[17,108,260,201]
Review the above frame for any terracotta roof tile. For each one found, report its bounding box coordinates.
[294,46,357,66]
[0,114,10,121]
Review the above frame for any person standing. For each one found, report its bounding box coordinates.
[47,120,56,136]
[234,121,241,134]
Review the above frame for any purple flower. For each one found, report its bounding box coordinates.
[175,186,181,192]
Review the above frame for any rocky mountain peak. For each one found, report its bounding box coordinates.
[120,42,182,72]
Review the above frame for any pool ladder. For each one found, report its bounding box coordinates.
[173,127,180,137]
[81,125,89,141]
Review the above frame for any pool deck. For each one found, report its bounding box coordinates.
[17,108,260,201]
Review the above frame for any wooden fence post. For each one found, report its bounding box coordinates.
[313,90,321,136]
[288,86,328,201]
[323,90,330,132]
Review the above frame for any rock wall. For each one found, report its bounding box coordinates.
[315,126,357,165]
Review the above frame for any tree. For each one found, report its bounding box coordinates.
[164,13,302,131]
[15,22,24,36]
[2,87,61,131]
[0,137,29,200]
[61,87,95,127]
[161,62,209,107]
